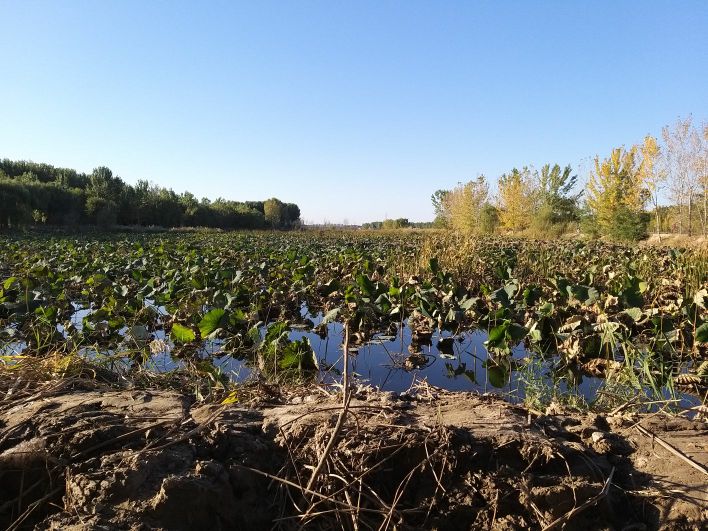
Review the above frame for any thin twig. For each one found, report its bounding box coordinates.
[136,405,225,454]
[541,467,615,531]
[305,321,351,492]
[6,485,64,531]
[490,489,499,529]
[635,424,708,475]
[233,463,388,515]
[70,418,178,460]
[609,396,639,416]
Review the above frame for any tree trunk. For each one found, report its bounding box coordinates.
[687,190,693,237]
[677,198,684,234]
[703,189,707,237]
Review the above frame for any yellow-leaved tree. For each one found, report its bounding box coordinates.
[497,167,533,232]
[638,135,663,238]
[442,176,490,233]
[586,146,649,240]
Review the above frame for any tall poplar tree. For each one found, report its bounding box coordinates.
[586,146,648,240]
[497,167,533,232]
[442,176,490,233]
[638,135,664,238]
[662,116,700,235]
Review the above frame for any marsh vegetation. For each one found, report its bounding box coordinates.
[1,230,706,412]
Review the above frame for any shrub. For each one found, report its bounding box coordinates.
[608,207,649,241]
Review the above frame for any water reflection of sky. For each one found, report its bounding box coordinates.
[2,305,700,410]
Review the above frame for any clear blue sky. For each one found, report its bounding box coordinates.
[1,1,706,224]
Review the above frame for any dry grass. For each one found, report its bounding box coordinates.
[643,233,708,249]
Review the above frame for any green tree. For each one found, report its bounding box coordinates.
[0,179,32,227]
[530,164,581,234]
[431,189,449,225]
[283,203,301,227]
[536,164,580,221]
[381,218,410,229]
[479,203,500,234]
[0,157,300,232]
[179,191,200,226]
[85,167,125,226]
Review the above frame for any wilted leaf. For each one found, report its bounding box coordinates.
[623,307,643,323]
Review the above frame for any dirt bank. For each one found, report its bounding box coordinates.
[0,379,706,530]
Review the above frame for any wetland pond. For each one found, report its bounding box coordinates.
[1,232,705,414]
[6,303,692,411]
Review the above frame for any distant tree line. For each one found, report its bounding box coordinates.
[361,218,435,230]
[0,159,301,230]
[429,115,707,241]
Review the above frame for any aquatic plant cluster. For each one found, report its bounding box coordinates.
[0,231,706,409]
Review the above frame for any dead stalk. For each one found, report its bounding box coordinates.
[541,467,615,531]
[635,424,708,475]
[305,321,351,492]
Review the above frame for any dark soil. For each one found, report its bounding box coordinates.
[0,380,706,530]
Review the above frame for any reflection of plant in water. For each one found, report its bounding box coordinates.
[516,355,589,412]
[444,361,475,382]
[256,321,318,381]
[594,341,679,412]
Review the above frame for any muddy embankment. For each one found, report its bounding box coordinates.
[0,379,706,530]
